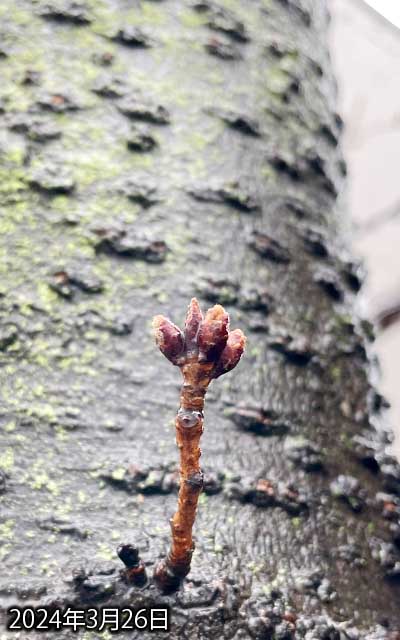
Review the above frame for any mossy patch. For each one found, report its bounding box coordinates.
[0,448,14,472]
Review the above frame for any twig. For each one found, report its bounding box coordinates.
[376,301,400,330]
[152,298,246,592]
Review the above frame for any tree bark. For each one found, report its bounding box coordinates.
[0,0,399,637]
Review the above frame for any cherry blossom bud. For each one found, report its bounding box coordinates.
[197,304,229,362]
[152,315,184,364]
[213,329,246,378]
[184,298,203,355]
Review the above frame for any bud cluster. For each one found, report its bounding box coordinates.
[152,298,246,379]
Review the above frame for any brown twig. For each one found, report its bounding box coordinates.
[376,301,400,330]
[152,298,246,592]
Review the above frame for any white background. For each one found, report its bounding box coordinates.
[364,0,400,28]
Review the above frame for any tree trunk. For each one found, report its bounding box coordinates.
[0,0,399,637]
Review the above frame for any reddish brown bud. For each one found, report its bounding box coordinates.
[184,298,203,355]
[197,304,229,363]
[152,315,184,364]
[213,329,246,378]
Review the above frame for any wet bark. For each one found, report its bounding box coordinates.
[0,0,400,638]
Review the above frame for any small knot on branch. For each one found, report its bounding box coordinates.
[117,543,147,587]
[177,408,203,429]
[186,472,204,488]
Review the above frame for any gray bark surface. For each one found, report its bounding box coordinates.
[0,0,399,637]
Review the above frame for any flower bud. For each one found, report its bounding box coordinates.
[213,329,246,378]
[152,315,184,364]
[184,298,203,355]
[197,304,229,363]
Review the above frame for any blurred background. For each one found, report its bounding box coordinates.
[329,0,400,457]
